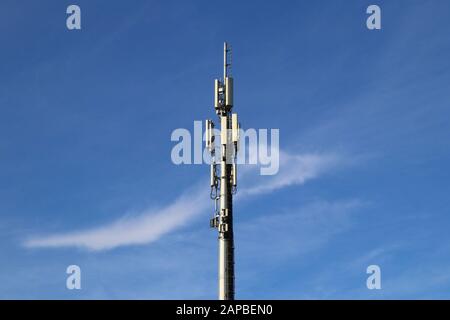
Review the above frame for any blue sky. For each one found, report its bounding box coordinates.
[1,0,450,299]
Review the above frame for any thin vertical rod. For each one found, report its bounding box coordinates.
[223,42,228,80]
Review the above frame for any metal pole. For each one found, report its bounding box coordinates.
[223,42,228,79]
[218,42,235,300]
[208,42,237,300]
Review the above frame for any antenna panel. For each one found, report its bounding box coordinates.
[225,77,233,107]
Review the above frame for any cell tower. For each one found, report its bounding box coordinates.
[206,42,240,300]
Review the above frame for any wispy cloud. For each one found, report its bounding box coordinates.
[24,187,207,251]
[23,150,344,251]
[239,199,365,261]
[239,151,342,197]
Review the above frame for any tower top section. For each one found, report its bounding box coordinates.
[224,42,231,80]
[215,42,234,116]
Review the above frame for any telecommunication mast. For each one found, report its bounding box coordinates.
[206,42,240,300]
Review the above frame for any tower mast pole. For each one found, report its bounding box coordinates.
[218,42,234,300]
[208,42,239,300]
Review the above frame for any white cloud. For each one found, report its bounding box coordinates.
[24,186,208,251]
[23,151,343,251]
[239,151,341,197]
